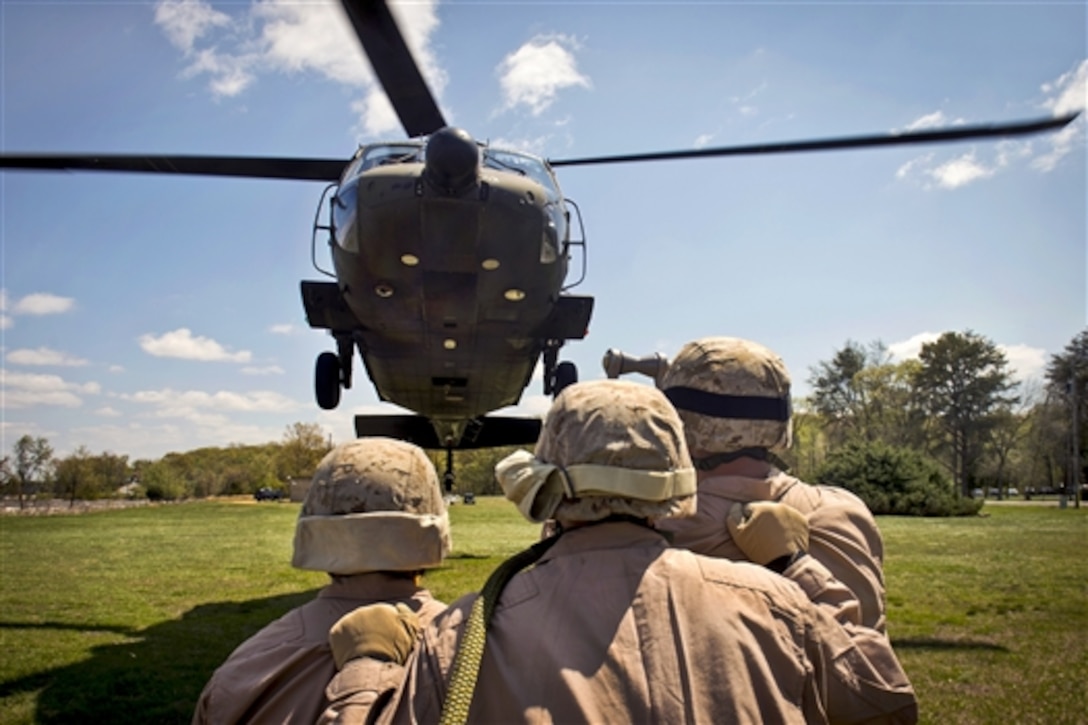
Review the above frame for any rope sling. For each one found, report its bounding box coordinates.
[438,534,560,725]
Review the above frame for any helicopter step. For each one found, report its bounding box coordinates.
[354,413,542,450]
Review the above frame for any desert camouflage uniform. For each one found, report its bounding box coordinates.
[192,437,451,725]
[192,576,444,724]
[325,522,916,724]
[658,337,889,632]
[321,381,916,724]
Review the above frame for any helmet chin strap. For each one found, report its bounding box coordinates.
[692,447,790,473]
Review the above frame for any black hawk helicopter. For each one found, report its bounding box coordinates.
[1,0,1078,481]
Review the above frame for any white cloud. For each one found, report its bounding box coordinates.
[154,0,231,52]
[241,365,285,375]
[11,292,75,315]
[894,61,1086,187]
[895,153,933,180]
[1040,58,1088,118]
[121,387,300,416]
[269,323,297,335]
[998,344,1048,383]
[0,316,11,330]
[6,347,89,367]
[179,47,257,98]
[153,0,447,137]
[95,406,123,418]
[1032,59,1087,172]
[0,370,100,408]
[255,1,372,86]
[108,365,126,374]
[904,111,946,132]
[497,35,591,116]
[138,328,252,363]
[887,334,1045,384]
[928,151,996,189]
[902,110,966,133]
[887,332,941,361]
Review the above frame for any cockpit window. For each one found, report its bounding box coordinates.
[357,144,423,173]
[483,149,560,199]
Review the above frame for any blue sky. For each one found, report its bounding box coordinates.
[2,0,1085,461]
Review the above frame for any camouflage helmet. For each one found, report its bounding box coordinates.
[292,437,451,575]
[535,378,691,472]
[505,379,696,526]
[301,437,445,518]
[658,337,792,455]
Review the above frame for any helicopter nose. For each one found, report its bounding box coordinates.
[424,127,479,194]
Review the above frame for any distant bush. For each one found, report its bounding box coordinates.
[815,440,982,516]
[141,461,187,501]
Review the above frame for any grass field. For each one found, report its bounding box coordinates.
[1,499,1084,724]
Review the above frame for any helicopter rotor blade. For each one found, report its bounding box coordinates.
[549,112,1081,168]
[0,153,349,181]
[340,0,447,138]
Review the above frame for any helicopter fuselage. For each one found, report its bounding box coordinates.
[302,136,593,447]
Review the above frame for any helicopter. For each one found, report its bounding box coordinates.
[1,0,1079,480]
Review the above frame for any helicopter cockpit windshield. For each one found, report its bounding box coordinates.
[482,149,561,201]
[359,143,423,172]
[339,143,423,185]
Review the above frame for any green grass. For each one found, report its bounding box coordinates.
[0,499,1084,723]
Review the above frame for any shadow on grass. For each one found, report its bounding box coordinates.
[0,588,319,724]
[892,636,1009,652]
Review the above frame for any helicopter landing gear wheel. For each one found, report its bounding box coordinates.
[554,361,578,397]
[315,351,341,410]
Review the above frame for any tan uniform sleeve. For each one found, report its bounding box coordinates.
[319,659,405,725]
[784,557,917,724]
[802,487,888,633]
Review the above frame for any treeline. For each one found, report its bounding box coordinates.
[1,423,332,507]
[781,329,1087,516]
[4,330,1085,516]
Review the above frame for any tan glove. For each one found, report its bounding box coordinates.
[726,501,809,567]
[328,602,422,669]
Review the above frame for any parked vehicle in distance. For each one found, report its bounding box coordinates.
[462,492,477,505]
[254,487,286,502]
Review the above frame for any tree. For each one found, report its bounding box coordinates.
[2,435,54,509]
[53,446,95,506]
[808,341,925,449]
[277,423,332,480]
[1044,329,1088,498]
[808,340,876,444]
[53,448,131,505]
[913,331,1017,497]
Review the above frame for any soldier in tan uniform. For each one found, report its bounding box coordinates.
[191,437,450,724]
[322,380,917,724]
[655,336,889,632]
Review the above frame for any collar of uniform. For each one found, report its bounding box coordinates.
[695,470,799,503]
[318,571,427,601]
[539,519,670,564]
